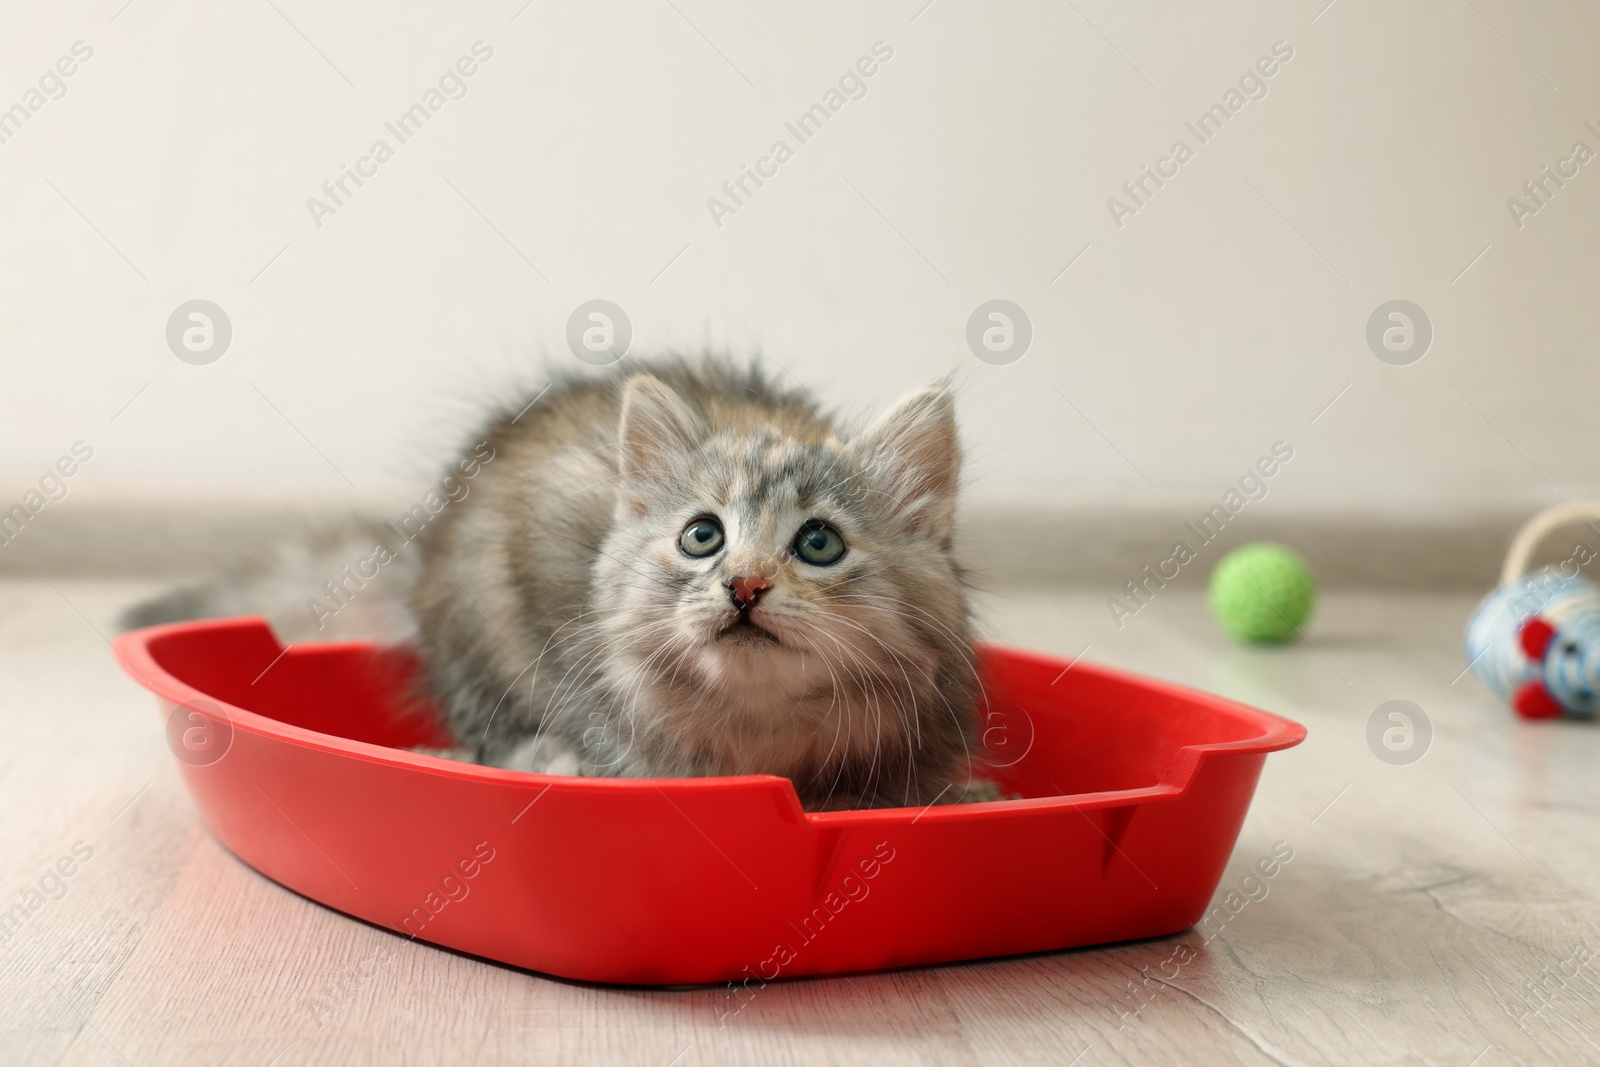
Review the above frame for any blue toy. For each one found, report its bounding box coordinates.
[1466,503,1600,719]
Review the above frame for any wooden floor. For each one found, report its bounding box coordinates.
[3,579,1598,1066]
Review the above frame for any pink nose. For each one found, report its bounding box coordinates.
[727,576,771,610]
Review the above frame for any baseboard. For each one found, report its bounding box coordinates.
[955,495,1533,593]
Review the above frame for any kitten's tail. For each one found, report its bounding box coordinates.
[117,517,420,646]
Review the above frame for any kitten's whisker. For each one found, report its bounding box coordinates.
[814,612,927,747]
[807,603,970,800]
[798,616,904,800]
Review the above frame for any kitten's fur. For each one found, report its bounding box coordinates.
[128,359,986,810]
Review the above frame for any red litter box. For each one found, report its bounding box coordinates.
[114,617,1304,985]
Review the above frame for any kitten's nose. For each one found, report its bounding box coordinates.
[726,576,771,611]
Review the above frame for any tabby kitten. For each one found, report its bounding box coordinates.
[132,359,988,810]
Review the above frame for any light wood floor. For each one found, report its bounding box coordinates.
[3,580,1598,1066]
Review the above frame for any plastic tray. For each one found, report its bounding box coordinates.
[113,617,1304,985]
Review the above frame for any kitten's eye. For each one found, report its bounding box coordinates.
[793,521,846,566]
[678,518,725,558]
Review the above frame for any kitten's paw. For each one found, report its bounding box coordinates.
[954,778,1007,803]
[495,735,583,776]
[411,745,476,762]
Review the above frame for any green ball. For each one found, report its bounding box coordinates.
[1208,543,1316,643]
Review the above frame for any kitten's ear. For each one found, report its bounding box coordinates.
[617,376,704,500]
[853,388,960,537]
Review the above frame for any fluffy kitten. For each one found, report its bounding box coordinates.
[130,359,987,810]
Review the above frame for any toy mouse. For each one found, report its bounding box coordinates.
[1465,502,1600,720]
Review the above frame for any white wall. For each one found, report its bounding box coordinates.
[2,0,1597,514]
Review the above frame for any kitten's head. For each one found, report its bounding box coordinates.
[593,374,973,717]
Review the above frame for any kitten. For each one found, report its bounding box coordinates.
[128,359,989,810]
